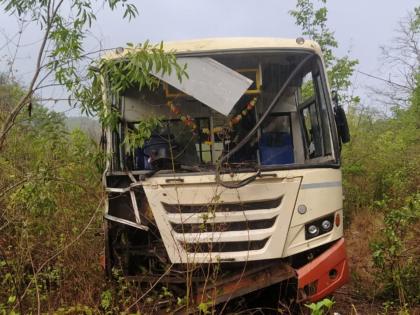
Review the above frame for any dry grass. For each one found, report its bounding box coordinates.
[330,210,384,314]
[345,210,384,296]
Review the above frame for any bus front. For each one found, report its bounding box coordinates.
[103,38,349,305]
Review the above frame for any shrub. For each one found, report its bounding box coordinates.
[370,194,420,306]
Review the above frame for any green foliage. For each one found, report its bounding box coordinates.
[0,0,139,149]
[100,289,113,312]
[0,0,187,153]
[104,41,188,95]
[292,1,420,310]
[75,41,187,132]
[341,14,419,308]
[123,116,162,150]
[0,0,138,97]
[410,72,420,122]
[413,6,420,30]
[1,73,185,312]
[342,74,420,212]
[305,297,335,315]
[290,0,337,66]
[198,301,212,314]
[0,78,104,314]
[371,194,420,305]
[381,300,411,315]
[290,0,359,104]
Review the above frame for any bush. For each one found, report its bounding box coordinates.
[370,194,420,306]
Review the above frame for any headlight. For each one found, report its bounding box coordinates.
[321,220,332,231]
[305,214,335,240]
[307,225,319,236]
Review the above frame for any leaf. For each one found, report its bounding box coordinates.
[8,295,16,304]
[322,298,335,309]
[100,290,113,310]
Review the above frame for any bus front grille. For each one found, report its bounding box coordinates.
[171,217,277,234]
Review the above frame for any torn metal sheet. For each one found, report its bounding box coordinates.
[104,214,149,231]
[151,57,253,116]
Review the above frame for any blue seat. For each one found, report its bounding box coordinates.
[259,132,294,165]
[135,147,151,170]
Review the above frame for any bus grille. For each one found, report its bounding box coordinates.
[163,196,283,255]
[142,174,303,263]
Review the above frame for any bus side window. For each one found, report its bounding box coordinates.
[301,101,323,158]
[299,69,333,160]
[315,75,333,155]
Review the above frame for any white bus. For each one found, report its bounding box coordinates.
[102,38,350,309]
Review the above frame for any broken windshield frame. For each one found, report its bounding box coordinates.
[108,49,340,174]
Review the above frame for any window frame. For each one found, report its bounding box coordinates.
[298,60,337,163]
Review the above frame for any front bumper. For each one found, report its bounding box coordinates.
[191,238,348,307]
[296,238,349,302]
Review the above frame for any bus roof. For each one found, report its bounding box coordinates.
[104,37,323,60]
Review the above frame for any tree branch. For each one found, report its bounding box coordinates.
[0,0,65,151]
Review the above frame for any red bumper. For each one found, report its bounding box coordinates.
[296,238,349,302]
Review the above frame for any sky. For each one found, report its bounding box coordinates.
[0,0,417,115]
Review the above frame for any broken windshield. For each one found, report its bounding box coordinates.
[110,50,338,172]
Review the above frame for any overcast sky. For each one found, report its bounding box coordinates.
[0,0,417,115]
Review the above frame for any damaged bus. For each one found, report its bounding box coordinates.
[101,38,351,310]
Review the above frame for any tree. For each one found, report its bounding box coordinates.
[371,6,419,110]
[0,0,185,152]
[290,0,359,107]
[0,3,187,311]
[0,75,105,312]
